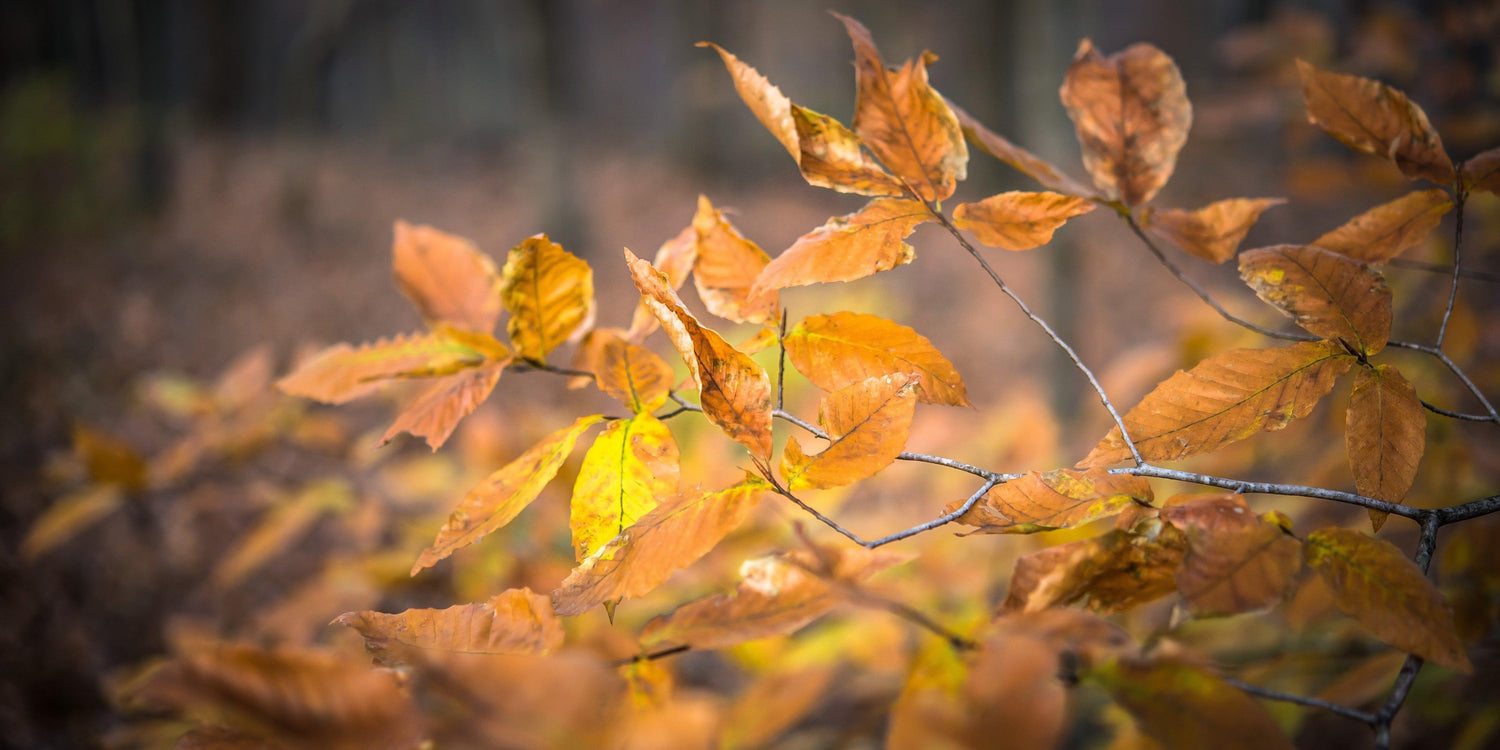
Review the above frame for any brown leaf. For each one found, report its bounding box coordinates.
[782,374,918,490]
[500,234,595,362]
[21,485,125,560]
[1060,40,1191,206]
[1003,525,1185,614]
[690,195,778,324]
[952,103,1097,198]
[836,13,968,201]
[277,332,490,405]
[1145,198,1285,264]
[1082,341,1354,467]
[588,332,674,413]
[790,105,909,197]
[1087,655,1296,750]
[412,415,604,575]
[949,469,1152,534]
[380,360,507,450]
[696,42,799,160]
[1239,244,1392,354]
[1347,365,1425,510]
[1463,146,1500,195]
[392,221,503,333]
[1305,527,1471,672]
[753,198,931,293]
[1312,189,1454,263]
[626,227,697,343]
[1161,495,1302,616]
[570,413,680,561]
[1296,60,1454,185]
[785,312,968,406]
[335,588,564,666]
[552,479,766,616]
[953,191,1095,251]
[720,666,836,750]
[625,249,773,459]
[73,425,148,489]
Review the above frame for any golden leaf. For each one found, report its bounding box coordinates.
[691,195,778,324]
[570,413,680,561]
[1311,189,1454,263]
[391,221,503,333]
[1239,244,1392,354]
[380,360,507,450]
[790,105,909,197]
[785,312,968,406]
[1296,60,1454,185]
[211,479,354,591]
[782,374,919,490]
[1087,655,1296,750]
[952,103,1097,198]
[21,485,125,561]
[948,468,1153,534]
[721,666,837,750]
[1003,525,1185,614]
[626,227,697,343]
[277,332,488,405]
[73,425,149,490]
[589,332,674,413]
[696,42,799,160]
[755,197,931,294]
[1347,365,1425,514]
[500,234,595,362]
[335,588,563,666]
[1145,198,1285,264]
[1462,146,1500,195]
[953,191,1095,251]
[1160,495,1302,616]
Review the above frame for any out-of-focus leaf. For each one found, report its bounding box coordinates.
[335,588,563,666]
[1060,40,1191,206]
[570,413,680,561]
[690,195,778,324]
[212,344,275,412]
[620,657,674,710]
[211,479,354,590]
[392,221,503,334]
[1296,60,1454,185]
[379,360,507,450]
[753,198,931,293]
[782,374,918,491]
[785,311,968,407]
[276,332,488,405]
[1160,495,1302,616]
[500,234,594,362]
[720,666,837,750]
[626,228,697,343]
[1311,189,1453,263]
[1087,655,1295,750]
[948,468,1152,534]
[1081,341,1353,467]
[696,42,799,160]
[1002,524,1185,614]
[1145,198,1285,264]
[1347,365,1424,520]
[1463,147,1500,195]
[73,425,148,490]
[1239,244,1391,354]
[953,191,1094,251]
[21,485,125,560]
[952,103,1097,198]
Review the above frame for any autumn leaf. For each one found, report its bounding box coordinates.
[785,312,968,406]
[1060,40,1191,206]
[585,333,674,413]
[721,666,837,750]
[951,103,1098,198]
[1239,244,1392,354]
[625,249,773,459]
[73,424,149,489]
[1311,189,1453,263]
[380,360,508,450]
[836,13,968,201]
[1305,527,1471,672]
[1087,655,1296,750]
[1347,365,1425,528]
[1003,524,1185,614]
[782,374,919,491]
[753,197,931,293]
[1296,60,1454,185]
[335,588,564,666]
[691,195,778,324]
[952,191,1094,251]
[790,105,909,196]
[392,220,503,333]
[1145,198,1285,264]
[696,42,799,160]
[552,478,765,616]
[412,415,604,575]
[948,469,1152,534]
[626,227,697,343]
[1463,146,1500,195]
[277,332,491,404]
[211,479,354,590]
[570,413,680,561]
[21,485,125,560]
[1160,495,1302,616]
[500,234,594,362]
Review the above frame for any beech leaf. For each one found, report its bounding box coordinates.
[500,234,595,362]
[392,221,504,334]
[1145,198,1285,264]
[953,191,1095,251]
[696,42,799,160]
[1088,655,1296,750]
[589,333,674,413]
[335,588,564,666]
[1311,189,1454,263]
[1003,524,1185,614]
[790,105,909,197]
[379,360,508,450]
[952,103,1097,198]
[785,312,968,407]
[754,198,931,294]
[21,485,126,561]
[626,227,697,343]
[1463,146,1500,195]
[691,195,778,324]
[570,413,680,561]
[1347,365,1425,511]
[1296,60,1454,185]
[277,332,491,405]
[948,468,1153,534]
[1239,244,1392,354]
[781,374,919,491]
[1160,495,1302,616]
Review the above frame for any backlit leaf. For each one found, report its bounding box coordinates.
[1145,198,1285,264]
[1060,40,1191,206]
[691,195,778,324]
[1160,495,1302,616]
[1087,655,1295,750]
[1347,365,1424,516]
[790,105,908,196]
[953,191,1094,251]
[785,312,968,406]
[379,360,507,450]
[626,227,697,343]
[1003,525,1185,614]
[500,234,594,362]
[782,374,918,490]
[277,332,488,404]
[1296,60,1454,185]
[753,197,931,293]
[1081,341,1354,467]
[952,103,1097,198]
[1463,146,1500,195]
[1311,189,1453,263]
[570,413,680,561]
[392,221,503,333]
[590,333,674,413]
[21,485,125,560]
[948,468,1152,534]
[335,588,563,666]
[1239,244,1392,354]
[696,42,799,160]
[412,415,604,575]
[1305,527,1471,672]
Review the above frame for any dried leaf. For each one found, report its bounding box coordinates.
[335,588,563,666]
[1296,60,1454,185]
[953,191,1095,251]
[626,228,697,343]
[21,485,125,560]
[552,479,765,616]
[952,103,1097,198]
[500,234,595,362]
[836,13,968,202]
[1081,341,1354,467]
[790,105,908,196]
[1060,40,1191,206]
[1347,365,1425,511]
[1305,527,1471,672]
[1463,146,1500,195]
[785,312,968,406]
[697,42,799,160]
[691,195,778,324]
[380,361,507,450]
[73,424,148,489]
[392,221,503,333]
[753,198,931,293]
[1088,655,1295,750]
[1145,198,1285,264]
[211,479,354,590]
[1161,495,1302,616]
[277,332,488,405]
[721,666,836,750]
[570,413,680,561]
[1312,189,1453,263]
[1239,244,1392,354]
[1003,525,1185,614]
[586,332,673,413]
[412,415,604,575]
[782,374,918,490]
[949,468,1153,534]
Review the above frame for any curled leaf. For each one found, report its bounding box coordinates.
[785,312,968,406]
[1296,60,1454,185]
[500,234,595,362]
[753,198,931,294]
[570,413,680,561]
[1145,198,1285,264]
[1311,189,1453,263]
[1239,244,1392,354]
[626,227,697,343]
[335,588,564,666]
[696,42,799,160]
[782,374,919,490]
[691,195,778,324]
[1463,147,1500,195]
[949,469,1152,534]
[392,221,503,333]
[790,105,908,196]
[953,191,1094,251]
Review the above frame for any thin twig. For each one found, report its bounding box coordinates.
[1419,399,1492,422]
[764,467,999,549]
[1387,257,1500,284]
[1381,342,1498,422]
[1225,678,1377,724]
[777,308,789,412]
[1125,465,1422,519]
[610,644,691,667]
[1439,494,1500,525]
[511,362,597,379]
[1436,190,1466,348]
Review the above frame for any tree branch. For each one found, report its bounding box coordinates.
[1436,190,1466,348]
[1225,678,1377,724]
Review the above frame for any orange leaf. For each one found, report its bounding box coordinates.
[412,415,604,575]
[583,331,673,413]
[21,485,125,561]
[949,468,1152,534]
[836,13,968,202]
[500,234,595,362]
[1145,198,1285,264]
[1305,527,1472,672]
[1296,60,1454,185]
[1311,189,1453,263]
[952,103,1097,198]
[392,221,504,334]
[691,195,778,324]
[1161,495,1302,616]
[625,249,773,459]
[627,227,697,343]
[1060,40,1191,206]
[753,198,931,294]
[1463,146,1500,195]
[380,360,507,450]
[211,479,354,591]
[335,588,564,666]
[551,478,765,616]
[785,312,968,406]
[1087,655,1296,750]
[782,374,918,490]
[696,42,799,160]
[1083,342,1353,467]
[277,332,490,404]
[790,105,909,197]
[953,191,1094,251]
[1347,365,1424,514]
[570,413,680,561]
[721,666,837,750]
[1003,525,1185,614]
[1239,244,1392,354]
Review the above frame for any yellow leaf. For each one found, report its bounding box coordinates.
[1081,341,1354,467]
[72,425,148,490]
[588,332,674,413]
[1003,525,1185,614]
[21,485,125,560]
[412,415,604,575]
[948,468,1152,534]
[691,195,778,324]
[1145,198,1285,264]
[1239,244,1392,354]
[1060,40,1191,206]
[1311,189,1454,263]
[952,103,1098,198]
[1296,60,1454,185]
[1347,365,1425,511]
[836,13,968,202]
[790,105,909,197]
[953,191,1095,251]
[1160,495,1302,617]
[1462,146,1500,195]
[721,666,836,750]
[570,413,680,561]
[500,234,595,362]
[1087,655,1296,750]
[552,478,765,616]
[277,332,487,405]
[753,197,931,293]
[785,312,968,406]
[392,221,503,333]
[334,588,563,666]
[782,374,919,490]
[626,227,697,343]
[621,656,674,710]
[1305,527,1472,672]
[379,360,508,450]
[624,249,773,459]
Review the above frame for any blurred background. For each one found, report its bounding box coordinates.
[2,1,1499,747]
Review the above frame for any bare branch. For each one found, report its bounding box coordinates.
[1225,678,1377,724]
[1125,464,1422,519]
[1387,257,1500,284]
